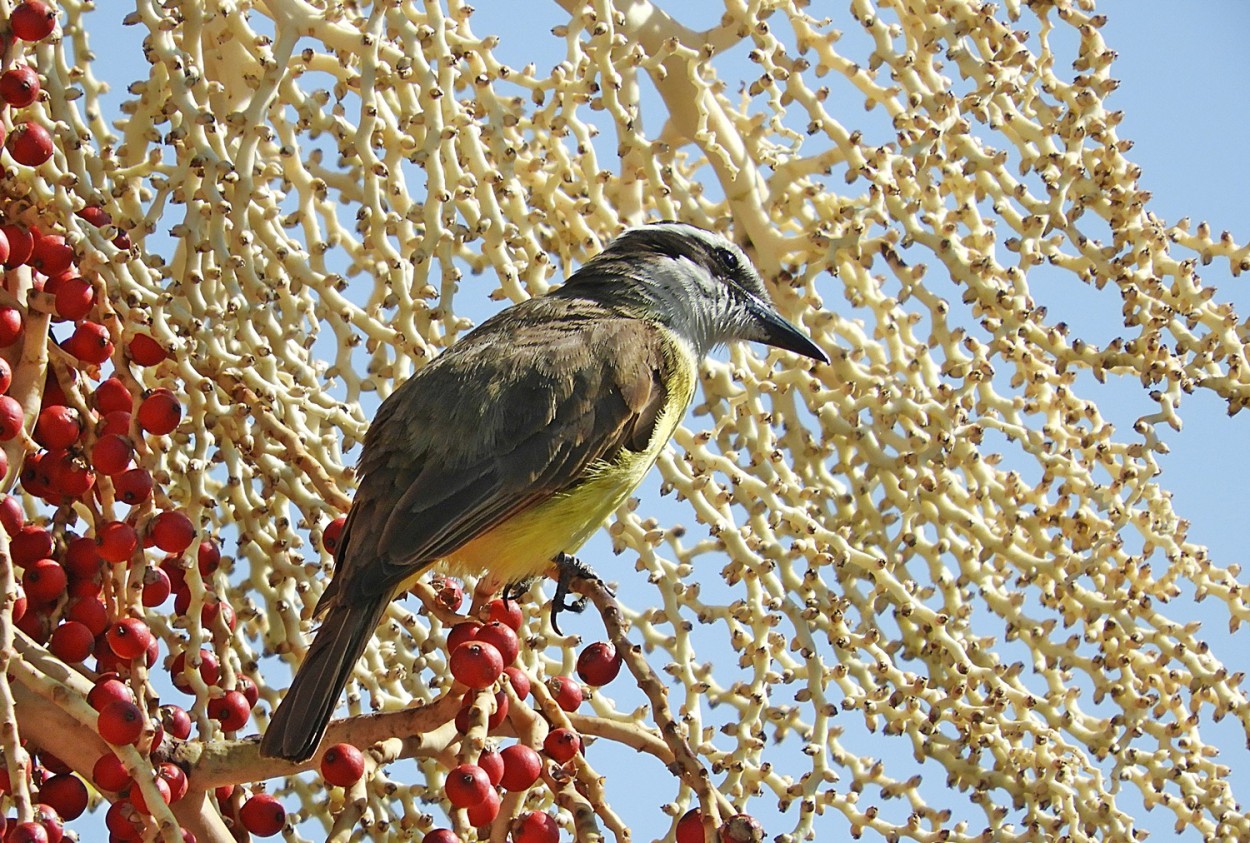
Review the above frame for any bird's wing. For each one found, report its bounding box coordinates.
[322,300,675,609]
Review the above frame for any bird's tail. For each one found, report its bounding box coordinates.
[259,597,389,762]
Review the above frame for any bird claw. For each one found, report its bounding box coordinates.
[550,552,609,635]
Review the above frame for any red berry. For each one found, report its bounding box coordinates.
[10,525,53,565]
[206,689,251,731]
[157,762,188,802]
[37,774,87,821]
[104,800,141,839]
[76,206,112,227]
[170,648,220,692]
[676,809,705,843]
[576,641,622,686]
[149,510,194,553]
[130,776,170,815]
[53,275,94,321]
[129,333,167,365]
[455,689,508,734]
[319,743,365,787]
[96,520,138,564]
[2,225,33,268]
[465,786,501,826]
[513,812,560,843]
[547,675,583,712]
[0,306,20,346]
[450,641,504,690]
[504,666,531,700]
[6,122,54,167]
[446,621,481,652]
[476,747,503,786]
[114,468,153,505]
[476,621,519,666]
[46,449,94,498]
[160,704,192,740]
[91,753,131,792]
[0,66,39,107]
[239,793,285,837]
[107,618,152,660]
[141,566,172,606]
[136,389,180,435]
[0,358,9,394]
[30,232,73,276]
[0,227,9,266]
[9,1,57,41]
[64,321,112,364]
[0,395,23,439]
[197,539,221,576]
[33,406,82,449]
[444,763,492,809]
[423,832,462,843]
[23,558,66,603]
[542,728,581,763]
[97,699,145,745]
[322,514,345,554]
[487,597,524,631]
[87,676,134,711]
[93,377,132,414]
[7,821,48,843]
[65,596,107,635]
[63,536,101,578]
[48,620,94,663]
[498,744,542,792]
[91,434,133,475]
[100,410,131,437]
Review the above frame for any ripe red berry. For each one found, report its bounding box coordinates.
[37,774,87,821]
[498,744,542,792]
[65,596,107,636]
[476,621,519,666]
[0,228,9,266]
[96,520,138,564]
[76,206,112,228]
[93,377,132,414]
[0,357,10,394]
[239,793,285,837]
[141,566,172,607]
[6,122,54,167]
[30,232,73,275]
[1,225,33,267]
[170,648,220,692]
[450,641,504,690]
[107,618,152,660]
[0,395,23,439]
[114,468,153,505]
[149,510,194,553]
[97,699,145,745]
[91,434,133,475]
[319,743,365,787]
[513,812,560,843]
[675,809,705,843]
[476,747,504,786]
[130,776,171,815]
[63,536,101,579]
[22,558,67,603]
[53,275,94,321]
[0,66,40,107]
[197,539,221,576]
[104,800,141,839]
[447,620,482,651]
[87,676,134,712]
[10,525,53,565]
[542,728,581,763]
[206,689,251,731]
[33,406,82,450]
[0,306,20,346]
[128,333,167,365]
[46,449,94,498]
[160,704,192,740]
[322,514,345,554]
[48,621,94,663]
[455,689,508,733]
[576,641,622,686]
[64,321,112,364]
[486,598,524,631]
[504,666,531,700]
[157,762,188,802]
[7,821,48,843]
[136,389,180,435]
[9,2,57,41]
[465,786,501,826]
[91,753,131,792]
[444,763,492,809]
[423,831,462,843]
[547,675,583,712]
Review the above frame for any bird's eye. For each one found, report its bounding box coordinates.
[713,247,739,272]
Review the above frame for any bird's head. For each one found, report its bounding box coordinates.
[567,221,828,363]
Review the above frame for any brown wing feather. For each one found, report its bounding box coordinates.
[318,296,673,613]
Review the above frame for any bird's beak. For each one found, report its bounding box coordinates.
[744,294,829,363]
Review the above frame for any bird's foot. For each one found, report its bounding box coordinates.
[500,578,533,605]
[550,552,610,635]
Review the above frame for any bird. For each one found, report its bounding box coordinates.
[259,221,829,762]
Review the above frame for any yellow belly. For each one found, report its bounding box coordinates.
[445,356,695,586]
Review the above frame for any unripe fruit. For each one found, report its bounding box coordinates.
[498,744,542,792]
[547,675,583,712]
[450,640,504,690]
[513,812,560,843]
[0,66,39,107]
[239,793,285,837]
[320,743,365,787]
[444,763,492,809]
[136,388,180,435]
[576,641,622,686]
[107,618,153,660]
[9,2,57,41]
[97,699,145,745]
[6,122,54,167]
[542,728,581,763]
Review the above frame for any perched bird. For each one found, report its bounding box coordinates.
[260,221,828,762]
